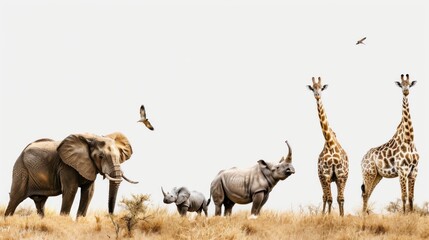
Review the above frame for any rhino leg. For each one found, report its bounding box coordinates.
[251,191,266,216]
[223,197,235,216]
[215,204,222,216]
[211,179,225,216]
[177,205,188,216]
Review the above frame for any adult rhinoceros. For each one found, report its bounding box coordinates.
[210,140,295,219]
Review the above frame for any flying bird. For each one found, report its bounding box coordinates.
[356,37,366,45]
[138,105,154,130]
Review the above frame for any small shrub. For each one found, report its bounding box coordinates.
[307,204,322,215]
[385,199,402,214]
[15,207,34,216]
[414,202,429,216]
[119,194,151,237]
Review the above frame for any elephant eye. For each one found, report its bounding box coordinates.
[99,153,105,160]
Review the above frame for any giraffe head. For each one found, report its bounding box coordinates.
[395,74,417,96]
[307,77,328,100]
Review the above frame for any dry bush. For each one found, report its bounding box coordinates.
[111,194,151,238]
[385,198,429,216]
[15,206,34,216]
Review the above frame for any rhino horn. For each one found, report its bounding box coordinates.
[161,186,167,197]
[285,140,292,163]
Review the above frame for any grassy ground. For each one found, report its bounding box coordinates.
[1,206,429,240]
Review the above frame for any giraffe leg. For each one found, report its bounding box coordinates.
[408,177,415,212]
[408,167,418,212]
[399,173,408,214]
[335,177,347,217]
[362,173,382,214]
[320,176,332,215]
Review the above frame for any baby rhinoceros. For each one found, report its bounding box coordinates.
[161,186,211,216]
[210,140,295,219]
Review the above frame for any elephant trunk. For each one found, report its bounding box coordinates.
[108,166,122,214]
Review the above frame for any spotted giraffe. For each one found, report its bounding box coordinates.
[361,74,419,214]
[307,77,349,216]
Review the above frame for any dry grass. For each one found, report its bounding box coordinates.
[1,206,429,240]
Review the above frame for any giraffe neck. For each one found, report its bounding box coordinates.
[396,95,414,143]
[316,98,335,148]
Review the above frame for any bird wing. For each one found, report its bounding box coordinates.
[357,37,366,43]
[140,105,147,119]
[143,119,154,131]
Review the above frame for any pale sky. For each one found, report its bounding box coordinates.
[0,0,428,216]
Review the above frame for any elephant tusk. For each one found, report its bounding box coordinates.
[122,175,139,184]
[105,173,123,182]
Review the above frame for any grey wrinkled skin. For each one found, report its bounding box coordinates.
[4,132,136,218]
[162,187,211,216]
[210,141,295,217]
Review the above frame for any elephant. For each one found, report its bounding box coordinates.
[4,132,139,218]
[161,186,211,216]
[210,140,295,219]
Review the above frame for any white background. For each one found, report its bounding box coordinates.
[1,0,428,216]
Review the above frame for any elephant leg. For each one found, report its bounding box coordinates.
[59,169,80,215]
[5,173,29,216]
[60,185,78,215]
[77,183,94,217]
[5,194,27,217]
[251,191,265,216]
[31,195,48,217]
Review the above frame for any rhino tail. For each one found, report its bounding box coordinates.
[207,194,211,206]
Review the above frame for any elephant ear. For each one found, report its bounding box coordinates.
[105,132,133,163]
[57,134,97,181]
[176,187,191,205]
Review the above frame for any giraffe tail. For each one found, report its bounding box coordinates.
[361,184,365,195]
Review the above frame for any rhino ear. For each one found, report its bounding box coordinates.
[105,132,133,163]
[257,160,269,168]
[175,187,191,205]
